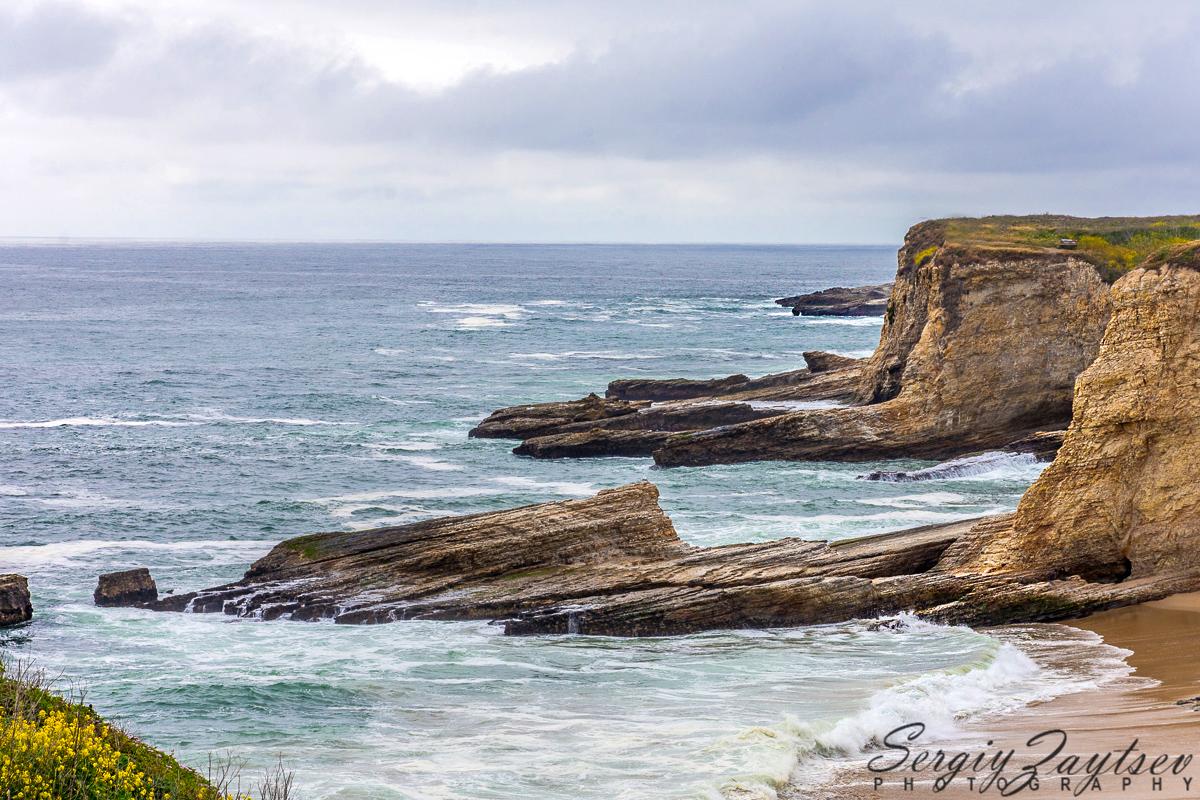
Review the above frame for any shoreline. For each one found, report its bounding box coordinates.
[788,592,1200,799]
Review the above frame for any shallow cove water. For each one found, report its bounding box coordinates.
[0,243,1129,799]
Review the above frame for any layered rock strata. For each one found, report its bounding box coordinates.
[472,351,864,458]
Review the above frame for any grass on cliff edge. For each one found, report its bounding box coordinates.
[938,214,1200,282]
[0,657,295,800]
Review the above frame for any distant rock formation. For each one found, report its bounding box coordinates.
[0,575,32,627]
[471,351,864,458]
[94,568,158,607]
[776,284,892,316]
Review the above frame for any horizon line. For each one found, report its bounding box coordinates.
[0,235,898,248]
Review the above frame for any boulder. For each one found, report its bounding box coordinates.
[0,575,32,627]
[94,568,158,607]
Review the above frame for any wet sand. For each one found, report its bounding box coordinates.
[791,593,1200,799]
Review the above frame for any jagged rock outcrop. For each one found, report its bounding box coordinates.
[146,482,972,632]
[94,568,158,607]
[652,226,1112,466]
[472,351,865,458]
[469,393,648,439]
[0,575,32,627]
[776,283,892,316]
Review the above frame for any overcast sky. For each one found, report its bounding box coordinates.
[2,0,1199,242]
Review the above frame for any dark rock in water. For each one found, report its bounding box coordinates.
[515,429,676,458]
[0,575,32,627]
[469,393,647,439]
[802,350,859,373]
[776,284,892,316]
[94,568,158,607]
[606,375,750,402]
[513,402,786,458]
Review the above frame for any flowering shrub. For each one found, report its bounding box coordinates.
[0,659,291,800]
[0,707,156,799]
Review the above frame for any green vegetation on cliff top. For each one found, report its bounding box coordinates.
[0,658,294,799]
[936,214,1200,281]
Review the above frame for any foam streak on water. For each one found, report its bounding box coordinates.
[0,243,1101,799]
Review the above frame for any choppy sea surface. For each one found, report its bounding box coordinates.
[0,243,1131,799]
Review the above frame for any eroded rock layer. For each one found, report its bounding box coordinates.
[653,231,1111,466]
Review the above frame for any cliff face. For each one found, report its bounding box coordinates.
[652,238,1111,466]
[943,255,1200,581]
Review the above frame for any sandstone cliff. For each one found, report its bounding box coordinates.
[654,231,1110,465]
[941,249,1200,582]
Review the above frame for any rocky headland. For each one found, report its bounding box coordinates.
[99,223,1200,638]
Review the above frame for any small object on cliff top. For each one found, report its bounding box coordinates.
[0,574,33,627]
[1058,238,1078,249]
[94,567,158,608]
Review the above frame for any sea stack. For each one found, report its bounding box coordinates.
[0,575,32,627]
[94,568,159,608]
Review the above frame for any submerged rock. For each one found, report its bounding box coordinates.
[0,575,32,627]
[94,568,158,607]
[776,284,892,316]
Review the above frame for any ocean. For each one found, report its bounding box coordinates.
[0,242,1131,799]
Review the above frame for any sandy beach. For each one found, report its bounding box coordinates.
[796,593,1200,799]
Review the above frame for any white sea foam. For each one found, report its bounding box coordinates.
[0,413,352,429]
[393,455,464,472]
[796,316,885,327]
[718,619,1136,799]
[864,452,1043,483]
[860,491,969,508]
[457,316,511,329]
[508,350,666,362]
[490,476,598,497]
[0,538,270,568]
[0,416,199,429]
[307,487,504,504]
[0,484,29,496]
[372,347,408,356]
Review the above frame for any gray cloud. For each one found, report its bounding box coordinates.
[0,1,127,78]
[1,1,1198,240]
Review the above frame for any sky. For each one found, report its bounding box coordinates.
[2,0,1199,243]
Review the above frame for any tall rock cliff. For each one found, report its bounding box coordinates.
[943,248,1200,581]
[653,230,1112,465]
